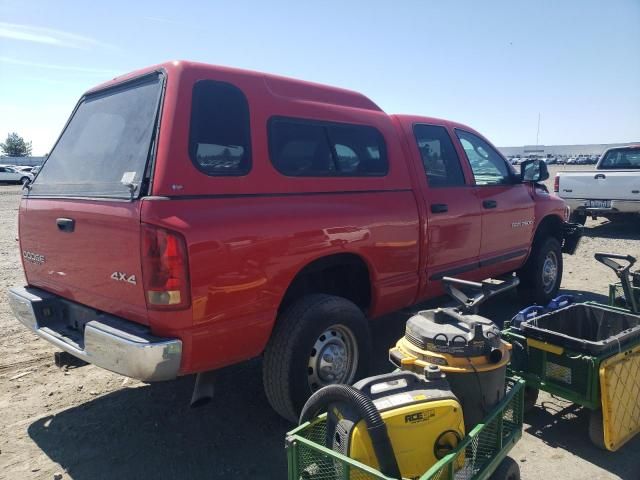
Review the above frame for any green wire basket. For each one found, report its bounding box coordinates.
[286,378,525,480]
[609,281,640,312]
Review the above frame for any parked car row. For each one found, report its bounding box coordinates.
[562,156,600,165]
[508,155,600,166]
[0,164,37,184]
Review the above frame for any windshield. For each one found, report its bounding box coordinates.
[599,148,640,169]
[30,73,163,198]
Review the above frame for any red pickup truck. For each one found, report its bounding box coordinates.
[9,61,581,421]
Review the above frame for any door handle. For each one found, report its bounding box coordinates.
[594,173,606,180]
[430,203,448,214]
[483,200,497,209]
[56,218,75,233]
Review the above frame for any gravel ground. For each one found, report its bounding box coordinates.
[0,165,638,479]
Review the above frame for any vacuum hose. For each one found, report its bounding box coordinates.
[299,384,402,479]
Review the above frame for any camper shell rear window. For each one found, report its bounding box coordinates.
[30,72,164,199]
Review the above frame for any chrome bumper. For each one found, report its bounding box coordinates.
[565,198,640,214]
[8,286,182,382]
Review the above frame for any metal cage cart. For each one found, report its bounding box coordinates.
[286,378,525,480]
[503,253,640,451]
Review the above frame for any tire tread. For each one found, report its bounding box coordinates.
[263,294,367,422]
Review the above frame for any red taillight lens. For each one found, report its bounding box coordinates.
[553,175,559,193]
[141,224,190,309]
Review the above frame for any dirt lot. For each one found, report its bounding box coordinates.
[0,165,638,480]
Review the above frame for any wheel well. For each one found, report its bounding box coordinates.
[279,254,372,314]
[532,215,564,248]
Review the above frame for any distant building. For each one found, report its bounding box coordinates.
[0,156,47,166]
[498,142,639,158]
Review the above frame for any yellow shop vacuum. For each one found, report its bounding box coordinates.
[390,277,516,430]
[298,368,465,479]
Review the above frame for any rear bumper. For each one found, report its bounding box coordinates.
[8,286,182,382]
[562,222,582,255]
[565,198,640,215]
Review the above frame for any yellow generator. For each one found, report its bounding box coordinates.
[299,368,464,479]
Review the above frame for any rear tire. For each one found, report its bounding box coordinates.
[589,409,606,450]
[19,176,30,185]
[262,294,371,423]
[518,237,563,305]
[490,456,520,480]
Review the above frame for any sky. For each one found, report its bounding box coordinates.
[1,0,639,155]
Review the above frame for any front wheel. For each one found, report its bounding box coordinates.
[20,176,30,185]
[518,237,563,305]
[490,456,520,480]
[262,294,371,422]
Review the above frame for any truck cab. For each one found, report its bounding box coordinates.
[555,145,640,224]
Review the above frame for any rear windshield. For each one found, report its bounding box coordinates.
[30,73,163,199]
[598,148,640,169]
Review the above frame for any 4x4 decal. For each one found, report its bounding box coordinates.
[110,271,137,285]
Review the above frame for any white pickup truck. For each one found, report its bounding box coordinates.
[554,145,640,224]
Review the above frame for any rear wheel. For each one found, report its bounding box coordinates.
[19,176,30,185]
[262,294,371,422]
[518,237,563,305]
[490,457,520,480]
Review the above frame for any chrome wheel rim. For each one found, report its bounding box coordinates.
[542,250,559,294]
[307,325,358,392]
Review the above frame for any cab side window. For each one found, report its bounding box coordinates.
[189,80,252,176]
[456,130,512,186]
[268,117,388,177]
[413,124,465,187]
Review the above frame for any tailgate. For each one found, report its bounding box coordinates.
[20,198,148,324]
[558,171,639,200]
[18,71,165,326]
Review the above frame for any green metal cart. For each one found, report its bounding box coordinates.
[502,253,640,451]
[286,378,525,480]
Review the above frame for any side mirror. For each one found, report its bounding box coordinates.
[521,159,549,183]
[21,177,32,191]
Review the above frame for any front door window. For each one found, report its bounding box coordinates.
[456,130,513,186]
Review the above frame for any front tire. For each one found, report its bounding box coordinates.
[518,237,563,305]
[490,456,520,480]
[262,294,371,422]
[19,176,30,185]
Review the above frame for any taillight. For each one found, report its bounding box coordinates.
[553,175,559,193]
[141,224,190,310]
